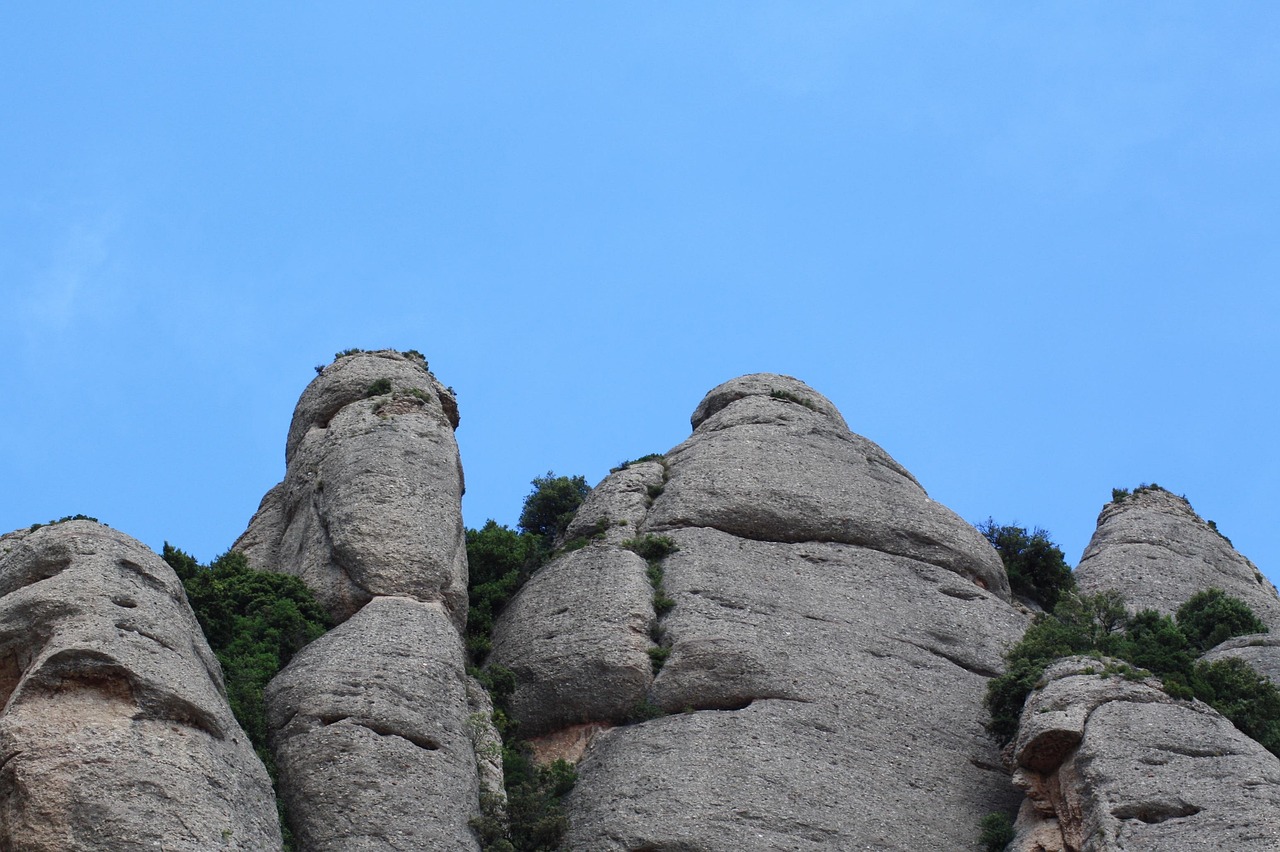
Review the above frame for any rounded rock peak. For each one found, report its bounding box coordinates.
[285,349,458,462]
[690,373,848,432]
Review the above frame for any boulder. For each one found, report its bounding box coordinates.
[1075,486,1280,628]
[0,521,281,851]
[1009,657,1280,851]
[236,350,467,627]
[490,373,1029,849]
[266,596,488,851]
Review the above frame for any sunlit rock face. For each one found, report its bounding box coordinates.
[0,521,281,851]
[236,349,466,627]
[491,373,1028,850]
[240,350,499,850]
[1075,486,1280,629]
[1007,657,1280,852]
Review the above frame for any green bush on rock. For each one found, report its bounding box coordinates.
[976,520,1075,611]
[985,588,1280,758]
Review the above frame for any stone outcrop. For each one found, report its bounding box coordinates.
[266,597,488,851]
[490,373,1029,849]
[1008,657,1280,851]
[238,350,497,850]
[236,349,466,627]
[1075,486,1280,628]
[0,520,281,851]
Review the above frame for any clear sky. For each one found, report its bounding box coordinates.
[3,4,1277,587]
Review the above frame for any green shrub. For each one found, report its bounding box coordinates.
[161,544,329,852]
[647,646,670,672]
[769,388,817,410]
[365,378,393,397]
[610,453,665,473]
[622,535,679,562]
[518,473,590,546]
[1177,588,1268,652]
[1191,658,1280,755]
[979,812,1014,851]
[976,520,1074,611]
[986,588,1280,759]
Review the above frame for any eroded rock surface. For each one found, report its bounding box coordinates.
[266,597,486,851]
[0,521,281,851]
[236,349,466,626]
[490,373,1028,849]
[241,351,497,850]
[1009,657,1280,851]
[1075,487,1280,628]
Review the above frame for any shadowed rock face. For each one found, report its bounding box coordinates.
[491,373,1028,849]
[1075,487,1280,628]
[0,521,281,851]
[1008,658,1280,852]
[236,350,466,627]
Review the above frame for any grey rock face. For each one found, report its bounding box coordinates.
[236,349,467,627]
[242,351,497,849]
[490,373,1028,850]
[266,597,486,851]
[1009,657,1280,851]
[1075,486,1280,628]
[0,521,281,851]
[1202,633,1280,688]
[648,374,1009,596]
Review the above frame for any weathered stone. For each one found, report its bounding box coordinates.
[1202,633,1280,687]
[646,374,1009,596]
[237,350,467,627]
[266,596,483,851]
[0,521,281,851]
[1009,656,1280,851]
[562,459,666,547]
[1075,486,1280,627]
[491,374,1028,849]
[490,545,654,737]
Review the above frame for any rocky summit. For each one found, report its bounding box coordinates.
[2,356,1277,851]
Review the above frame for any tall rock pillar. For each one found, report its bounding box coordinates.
[237,350,497,851]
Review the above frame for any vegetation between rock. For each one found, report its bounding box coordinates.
[465,473,591,850]
[161,544,331,851]
[976,520,1074,611]
[985,587,1278,756]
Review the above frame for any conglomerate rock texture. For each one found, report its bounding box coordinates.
[240,351,494,850]
[1075,486,1280,629]
[0,520,281,851]
[491,373,1030,850]
[236,349,466,627]
[1008,657,1280,852]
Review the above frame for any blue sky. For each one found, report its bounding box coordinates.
[3,4,1277,587]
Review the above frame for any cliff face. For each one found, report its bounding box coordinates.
[491,374,1028,849]
[0,521,280,850]
[3,363,1279,851]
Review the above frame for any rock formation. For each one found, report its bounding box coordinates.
[1004,483,1280,851]
[237,350,498,850]
[1075,486,1280,629]
[236,349,466,627]
[490,373,1029,849]
[0,520,281,851]
[1008,657,1280,851]
[6,364,1280,851]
